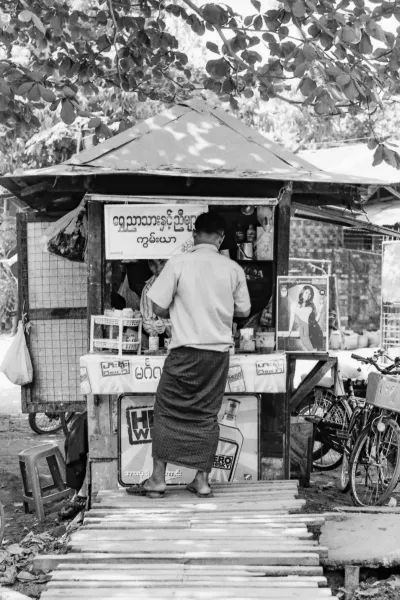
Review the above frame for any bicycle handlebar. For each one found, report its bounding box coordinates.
[351,353,369,363]
[351,353,400,375]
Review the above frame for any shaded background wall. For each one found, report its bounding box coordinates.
[290,219,381,331]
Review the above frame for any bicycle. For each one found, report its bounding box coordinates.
[300,350,391,475]
[340,352,399,492]
[348,354,400,507]
[28,412,75,435]
[297,386,352,471]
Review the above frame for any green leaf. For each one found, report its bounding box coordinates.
[206,42,219,54]
[254,15,263,30]
[206,58,230,80]
[39,85,56,102]
[31,14,46,35]
[292,0,307,18]
[243,88,254,98]
[336,73,351,87]
[60,99,76,125]
[97,10,108,24]
[251,0,261,11]
[359,32,373,54]
[366,19,386,43]
[367,138,378,150]
[27,83,41,102]
[222,77,235,93]
[373,144,384,166]
[50,99,60,111]
[343,79,359,100]
[303,43,316,61]
[16,81,34,96]
[88,117,102,128]
[18,10,32,22]
[0,80,11,97]
[341,25,357,44]
[63,86,76,98]
[293,62,308,78]
[383,146,398,168]
[299,76,317,96]
[244,16,254,26]
[314,98,331,115]
[262,33,276,43]
[201,4,229,26]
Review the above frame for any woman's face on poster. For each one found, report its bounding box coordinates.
[302,287,312,302]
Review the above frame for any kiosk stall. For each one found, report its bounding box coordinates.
[3,99,398,497]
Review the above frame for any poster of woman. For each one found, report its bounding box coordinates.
[277,276,329,352]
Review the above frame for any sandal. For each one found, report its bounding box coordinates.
[58,495,87,520]
[186,482,213,499]
[126,478,165,499]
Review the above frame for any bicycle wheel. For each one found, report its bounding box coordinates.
[28,412,64,434]
[340,403,366,493]
[0,501,4,546]
[60,412,76,436]
[298,388,351,471]
[350,418,400,507]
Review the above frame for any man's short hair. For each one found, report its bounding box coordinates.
[195,212,226,236]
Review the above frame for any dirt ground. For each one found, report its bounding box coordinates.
[0,416,71,598]
[2,415,400,598]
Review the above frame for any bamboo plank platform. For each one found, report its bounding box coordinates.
[36,481,332,599]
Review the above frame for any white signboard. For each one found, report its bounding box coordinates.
[104,204,208,259]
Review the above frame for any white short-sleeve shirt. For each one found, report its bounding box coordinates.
[147,244,251,352]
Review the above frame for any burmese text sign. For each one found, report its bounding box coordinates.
[104,204,208,259]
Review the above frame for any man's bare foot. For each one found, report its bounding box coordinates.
[142,476,166,493]
[189,473,211,495]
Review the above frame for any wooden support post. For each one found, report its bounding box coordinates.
[273,182,292,480]
[274,181,293,279]
[87,201,118,494]
[344,565,360,598]
[87,200,104,346]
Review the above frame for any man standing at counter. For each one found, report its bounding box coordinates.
[127,212,251,498]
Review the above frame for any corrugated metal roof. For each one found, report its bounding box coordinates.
[9,99,391,185]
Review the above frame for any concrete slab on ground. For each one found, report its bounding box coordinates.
[320,512,400,568]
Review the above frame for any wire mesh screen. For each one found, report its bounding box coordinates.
[29,319,87,403]
[25,220,87,409]
[27,222,87,309]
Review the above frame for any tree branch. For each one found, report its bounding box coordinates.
[107,0,122,88]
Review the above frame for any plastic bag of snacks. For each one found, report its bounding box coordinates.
[41,199,87,262]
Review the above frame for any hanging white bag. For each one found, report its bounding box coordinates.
[0,321,33,385]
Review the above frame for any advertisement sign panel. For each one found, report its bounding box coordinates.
[118,394,259,486]
[104,204,208,259]
[277,276,329,352]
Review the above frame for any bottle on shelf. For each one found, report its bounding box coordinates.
[149,334,159,353]
[246,224,256,243]
[210,398,244,483]
[235,223,245,244]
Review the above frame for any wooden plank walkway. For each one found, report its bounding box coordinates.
[35,481,332,599]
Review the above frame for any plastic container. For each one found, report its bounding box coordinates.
[149,335,159,352]
[256,331,275,354]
